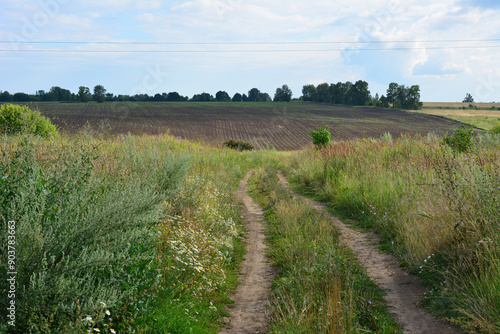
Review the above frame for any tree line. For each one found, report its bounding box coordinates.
[0,82,421,109]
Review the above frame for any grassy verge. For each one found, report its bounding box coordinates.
[286,133,500,333]
[249,165,402,333]
[0,133,251,333]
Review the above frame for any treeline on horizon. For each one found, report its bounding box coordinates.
[0,81,422,109]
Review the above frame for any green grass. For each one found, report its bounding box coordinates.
[285,133,500,333]
[446,116,500,131]
[0,133,254,333]
[249,165,402,333]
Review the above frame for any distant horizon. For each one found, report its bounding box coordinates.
[2,1,500,103]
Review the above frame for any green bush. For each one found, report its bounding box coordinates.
[223,139,254,151]
[490,122,500,135]
[0,137,190,332]
[442,125,474,153]
[310,125,331,149]
[0,104,58,137]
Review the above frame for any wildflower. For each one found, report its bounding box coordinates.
[110,330,116,334]
[94,328,100,332]
[105,310,111,316]
[100,302,107,308]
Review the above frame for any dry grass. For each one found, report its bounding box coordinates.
[422,102,500,109]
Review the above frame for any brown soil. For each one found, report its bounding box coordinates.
[276,171,463,334]
[220,171,275,334]
[20,101,465,151]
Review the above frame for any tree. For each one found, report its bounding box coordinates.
[166,92,186,101]
[302,84,317,101]
[0,91,12,102]
[316,83,330,103]
[248,88,261,102]
[77,86,91,103]
[191,93,213,101]
[48,86,72,101]
[386,82,399,107]
[273,84,292,102]
[351,80,370,106]
[215,91,231,102]
[463,93,474,103]
[232,93,243,102]
[93,85,107,103]
[13,92,30,102]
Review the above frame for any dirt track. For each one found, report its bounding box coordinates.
[276,171,462,334]
[220,171,275,334]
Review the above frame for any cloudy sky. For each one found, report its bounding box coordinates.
[1,0,500,102]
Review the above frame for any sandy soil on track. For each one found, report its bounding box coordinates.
[277,171,463,334]
[220,171,275,334]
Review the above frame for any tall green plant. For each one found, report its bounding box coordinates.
[0,104,58,137]
[310,125,331,149]
[442,125,474,153]
[0,137,190,332]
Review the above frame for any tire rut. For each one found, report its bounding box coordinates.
[276,171,463,334]
[220,171,275,334]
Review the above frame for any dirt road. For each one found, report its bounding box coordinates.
[220,171,275,334]
[277,171,462,334]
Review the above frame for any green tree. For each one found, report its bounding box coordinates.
[316,83,331,103]
[248,88,261,102]
[93,85,107,103]
[232,93,243,102]
[273,84,293,102]
[302,84,317,101]
[386,82,399,107]
[463,93,474,103]
[215,91,231,102]
[77,86,91,103]
[351,80,370,106]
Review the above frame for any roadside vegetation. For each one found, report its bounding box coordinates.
[1,103,500,333]
[286,130,500,333]
[0,105,259,333]
[249,166,402,333]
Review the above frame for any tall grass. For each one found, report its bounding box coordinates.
[0,133,253,333]
[286,133,500,332]
[250,166,402,333]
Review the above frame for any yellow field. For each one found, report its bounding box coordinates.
[419,102,500,118]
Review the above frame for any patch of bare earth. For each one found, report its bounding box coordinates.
[277,171,463,334]
[220,171,275,334]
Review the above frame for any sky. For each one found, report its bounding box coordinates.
[1,0,500,102]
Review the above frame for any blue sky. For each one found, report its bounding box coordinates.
[1,0,500,102]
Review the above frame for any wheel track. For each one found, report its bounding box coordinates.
[276,171,463,334]
[220,171,275,334]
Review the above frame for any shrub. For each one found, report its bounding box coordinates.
[223,139,254,151]
[310,125,331,149]
[442,125,474,153]
[0,137,190,332]
[490,122,500,135]
[0,104,58,137]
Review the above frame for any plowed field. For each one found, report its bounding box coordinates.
[23,101,465,150]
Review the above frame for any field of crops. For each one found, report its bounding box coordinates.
[20,101,464,150]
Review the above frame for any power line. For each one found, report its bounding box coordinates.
[1,38,500,45]
[1,45,500,53]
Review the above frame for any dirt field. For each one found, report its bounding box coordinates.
[21,101,468,150]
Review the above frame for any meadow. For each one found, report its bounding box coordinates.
[1,102,499,333]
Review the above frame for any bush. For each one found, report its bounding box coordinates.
[310,125,331,149]
[442,125,474,153]
[0,104,58,137]
[223,139,254,151]
[490,122,500,135]
[0,137,190,332]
